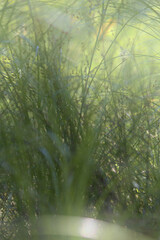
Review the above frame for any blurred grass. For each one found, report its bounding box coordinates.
[0,0,160,239]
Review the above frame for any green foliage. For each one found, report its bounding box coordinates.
[0,0,160,239]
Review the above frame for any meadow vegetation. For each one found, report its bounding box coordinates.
[0,0,160,239]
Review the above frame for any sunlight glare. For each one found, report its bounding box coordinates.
[80,218,98,239]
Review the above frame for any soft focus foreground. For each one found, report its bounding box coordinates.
[0,0,160,239]
[34,215,153,240]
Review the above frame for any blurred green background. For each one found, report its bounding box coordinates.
[0,0,160,239]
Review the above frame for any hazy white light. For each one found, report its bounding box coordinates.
[80,218,98,239]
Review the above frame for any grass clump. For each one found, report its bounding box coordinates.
[0,0,160,239]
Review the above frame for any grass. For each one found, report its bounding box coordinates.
[0,0,160,239]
